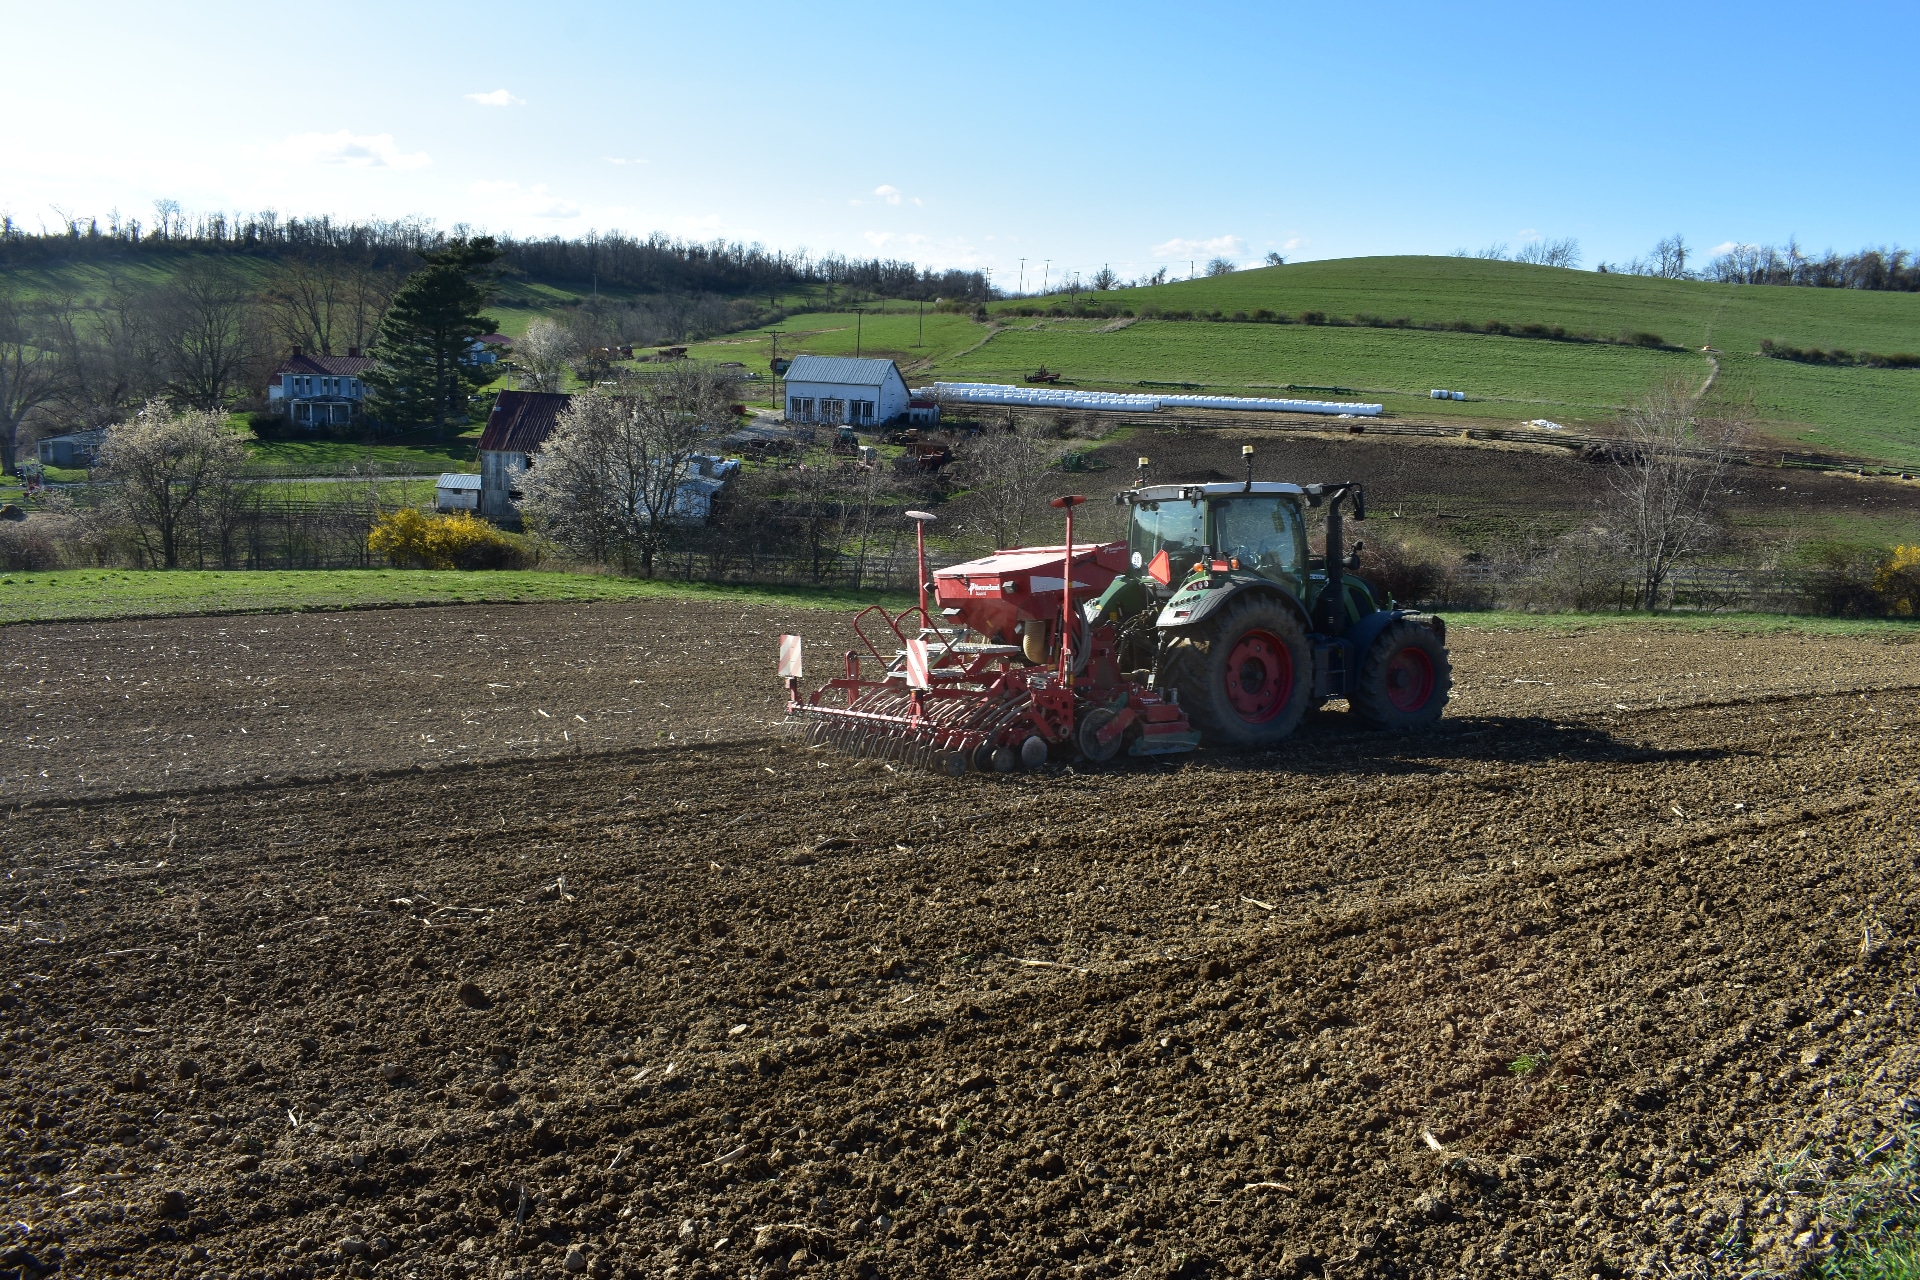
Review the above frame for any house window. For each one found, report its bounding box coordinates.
[789,397,815,422]
[821,399,846,425]
[855,399,876,423]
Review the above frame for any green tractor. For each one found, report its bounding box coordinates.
[1090,445,1452,746]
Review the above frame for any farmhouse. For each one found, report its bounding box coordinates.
[782,355,911,428]
[267,348,376,429]
[477,390,573,524]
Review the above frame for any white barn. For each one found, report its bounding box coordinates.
[782,355,911,428]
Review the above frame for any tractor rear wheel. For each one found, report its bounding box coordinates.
[1162,596,1312,748]
[1351,618,1451,730]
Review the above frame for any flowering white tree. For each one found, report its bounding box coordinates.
[516,318,578,394]
[518,363,739,575]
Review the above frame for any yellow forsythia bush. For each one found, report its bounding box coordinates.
[1874,544,1920,616]
[369,509,524,570]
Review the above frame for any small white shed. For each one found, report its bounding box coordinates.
[436,472,482,512]
[782,355,912,428]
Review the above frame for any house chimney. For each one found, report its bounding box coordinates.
[347,346,360,358]
[291,346,303,358]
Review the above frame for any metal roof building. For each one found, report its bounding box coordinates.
[782,356,911,429]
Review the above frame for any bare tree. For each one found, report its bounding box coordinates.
[1091,266,1118,291]
[517,318,578,393]
[955,425,1053,551]
[1514,237,1582,268]
[268,256,398,356]
[95,402,250,568]
[1263,252,1286,266]
[156,260,261,409]
[1204,257,1237,277]
[0,297,67,474]
[518,363,739,575]
[49,286,166,430]
[1652,234,1689,279]
[1605,380,1742,610]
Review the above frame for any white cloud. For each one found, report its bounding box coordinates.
[1151,234,1246,261]
[272,130,430,170]
[1516,227,1543,243]
[1710,240,1740,256]
[1283,236,1304,251]
[874,184,901,205]
[468,179,578,219]
[466,89,524,106]
[603,157,648,166]
[862,230,929,250]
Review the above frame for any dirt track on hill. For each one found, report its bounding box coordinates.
[3,602,1919,1280]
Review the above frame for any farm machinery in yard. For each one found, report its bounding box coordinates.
[780,446,1451,773]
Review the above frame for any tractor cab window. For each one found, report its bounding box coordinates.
[1128,498,1206,579]
[1211,496,1304,584]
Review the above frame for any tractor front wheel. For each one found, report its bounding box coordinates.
[1162,596,1312,748]
[1351,618,1452,730]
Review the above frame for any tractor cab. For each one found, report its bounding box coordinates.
[1120,482,1309,594]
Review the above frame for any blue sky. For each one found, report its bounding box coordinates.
[3,0,1915,287]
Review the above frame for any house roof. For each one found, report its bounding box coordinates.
[271,353,376,377]
[783,355,904,388]
[479,390,574,453]
[476,334,511,345]
[436,472,483,490]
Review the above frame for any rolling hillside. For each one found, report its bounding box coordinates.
[693,259,1920,461]
[10,249,1918,462]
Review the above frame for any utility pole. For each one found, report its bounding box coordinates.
[1042,259,1050,293]
[769,329,783,413]
[915,298,923,347]
[1018,257,1026,294]
[854,308,864,358]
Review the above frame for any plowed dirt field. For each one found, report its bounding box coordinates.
[4,601,1918,1280]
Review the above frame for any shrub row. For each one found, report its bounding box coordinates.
[1758,339,1920,369]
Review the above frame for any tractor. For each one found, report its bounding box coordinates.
[780,445,1450,772]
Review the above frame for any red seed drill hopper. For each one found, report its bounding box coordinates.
[779,498,1198,774]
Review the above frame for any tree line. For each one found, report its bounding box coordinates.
[0,207,991,302]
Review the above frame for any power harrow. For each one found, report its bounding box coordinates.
[781,446,1452,773]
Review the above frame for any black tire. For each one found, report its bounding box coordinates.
[1161,595,1312,748]
[1351,618,1452,730]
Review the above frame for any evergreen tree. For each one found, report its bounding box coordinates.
[366,237,502,431]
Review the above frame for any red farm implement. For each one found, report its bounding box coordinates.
[780,503,1198,774]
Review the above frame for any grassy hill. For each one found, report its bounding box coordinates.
[1024,257,1920,355]
[976,258,1920,461]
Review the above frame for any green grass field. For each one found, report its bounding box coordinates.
[0,569,914,626]
[1033,257,1920,356]
[943,318,1706,426]
[246,437,480,474]
[989,259,1920,460]
[1,567,1910,636]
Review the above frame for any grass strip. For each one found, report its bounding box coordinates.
[1448,608,1920,639]
[3,569,1915,639]
[0,569,915,626]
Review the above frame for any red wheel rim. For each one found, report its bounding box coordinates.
[1223,629,1293,723]
[1385,645,1435,712]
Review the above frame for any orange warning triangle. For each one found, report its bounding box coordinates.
[1147,549,1172,585]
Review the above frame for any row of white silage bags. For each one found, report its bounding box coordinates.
[930,383,1381,416]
